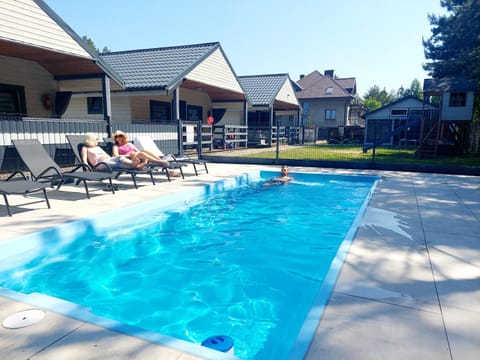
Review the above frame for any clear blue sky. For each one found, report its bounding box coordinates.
[44,0,445,97]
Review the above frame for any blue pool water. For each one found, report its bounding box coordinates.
[0,171,377,359]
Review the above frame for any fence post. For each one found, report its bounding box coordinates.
[372,119,377,163]
[177,118,184,156]
[275,122,280,163]
[197,122,202,157]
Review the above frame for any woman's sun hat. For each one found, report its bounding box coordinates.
[113,130,127,141]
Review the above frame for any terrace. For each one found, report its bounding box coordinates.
[1,163,478,359]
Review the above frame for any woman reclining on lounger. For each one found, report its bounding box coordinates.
[111,130,180,176]
[81,133,146,171]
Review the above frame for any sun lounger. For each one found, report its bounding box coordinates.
[66,135,159,188]
[102,136,186,181]
[0,171,51,216]
[12,139,116,198]
[134,136,208,176]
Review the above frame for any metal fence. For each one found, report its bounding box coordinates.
[202,123,480,176]
[1,117,479,175]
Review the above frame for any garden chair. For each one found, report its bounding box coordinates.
[12,139,116,198]
[66,135,158,188]
[134,136,208,176]
[0,171,51,216]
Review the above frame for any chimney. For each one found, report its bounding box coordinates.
[299,74,305,80]
[324,69,334,78]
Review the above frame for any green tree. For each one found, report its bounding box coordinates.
[423,0,480,152]
[396,79,423,99]
[81,36,111,54]
[423,0,480,81]
[363,85,395,106]
[363,97,382,112]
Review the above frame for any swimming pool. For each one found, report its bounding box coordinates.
[0,171,377,359]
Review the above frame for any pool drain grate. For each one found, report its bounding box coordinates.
[2,309,45,329]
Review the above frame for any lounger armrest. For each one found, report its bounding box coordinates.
[6,171,29,181]
[69,164,94,173]
[37,166,62,180]
[92,161,114,173]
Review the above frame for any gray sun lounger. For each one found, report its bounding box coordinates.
[0,171,51,216]
[103,136,186,181]
[133,136,206,176]
[12,139,116,198]
[66,135,159,188]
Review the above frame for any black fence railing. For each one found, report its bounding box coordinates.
[1,117,479,175]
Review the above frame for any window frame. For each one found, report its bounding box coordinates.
[325,109,336,121]
[186,104,203,121]
[87,97,103,115]
[0,83,27,115]
[449,92,466,107]
[150,100,172,122]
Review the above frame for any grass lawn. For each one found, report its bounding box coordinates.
[241,144,480,166]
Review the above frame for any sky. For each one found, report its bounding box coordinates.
[44,0,446,97]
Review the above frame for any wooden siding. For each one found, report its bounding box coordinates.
[276,79,299,106]
[186,48,243,94]
[0,55,56,117]
[0,0,92,58]
[441,91,475,121]
[58,78,123,92]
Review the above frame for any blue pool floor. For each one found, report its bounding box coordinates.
[1,164,479,360]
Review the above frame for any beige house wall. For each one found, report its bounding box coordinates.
[0,0,92,58]
[0,55,56,117]
[58,78,123,92]
[186,48,243,94]
[276,80,299,106]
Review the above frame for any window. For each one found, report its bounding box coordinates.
[449,92,466,107]
[187,105,203,121]
[0,84,26,115]
[390,109,408,116]
[326,87,333,94]
[325,109,336,121]
[150,100,172,121]
[302,102,309,115]
[87,97,103,114]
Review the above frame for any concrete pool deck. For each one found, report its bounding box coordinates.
[0,164,478,360]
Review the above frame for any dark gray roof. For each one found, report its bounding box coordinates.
[423,77,477,95]
[238,74,290,106]
[100,42,220,90]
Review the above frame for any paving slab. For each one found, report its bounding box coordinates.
[0,165,479,360]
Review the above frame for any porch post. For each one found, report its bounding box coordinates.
[102,75,113,137]
[173,87,184,156]
[243,100,248,126]
[269,106,274,146]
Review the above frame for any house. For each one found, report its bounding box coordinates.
[0,0,123,121]
[423,77,478,154]
[295,70,364,142]
[363,96,438,148]
[0,0,123,169]
[238,74,300,146]
[59,42,248,151]
[64,42,247,126]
